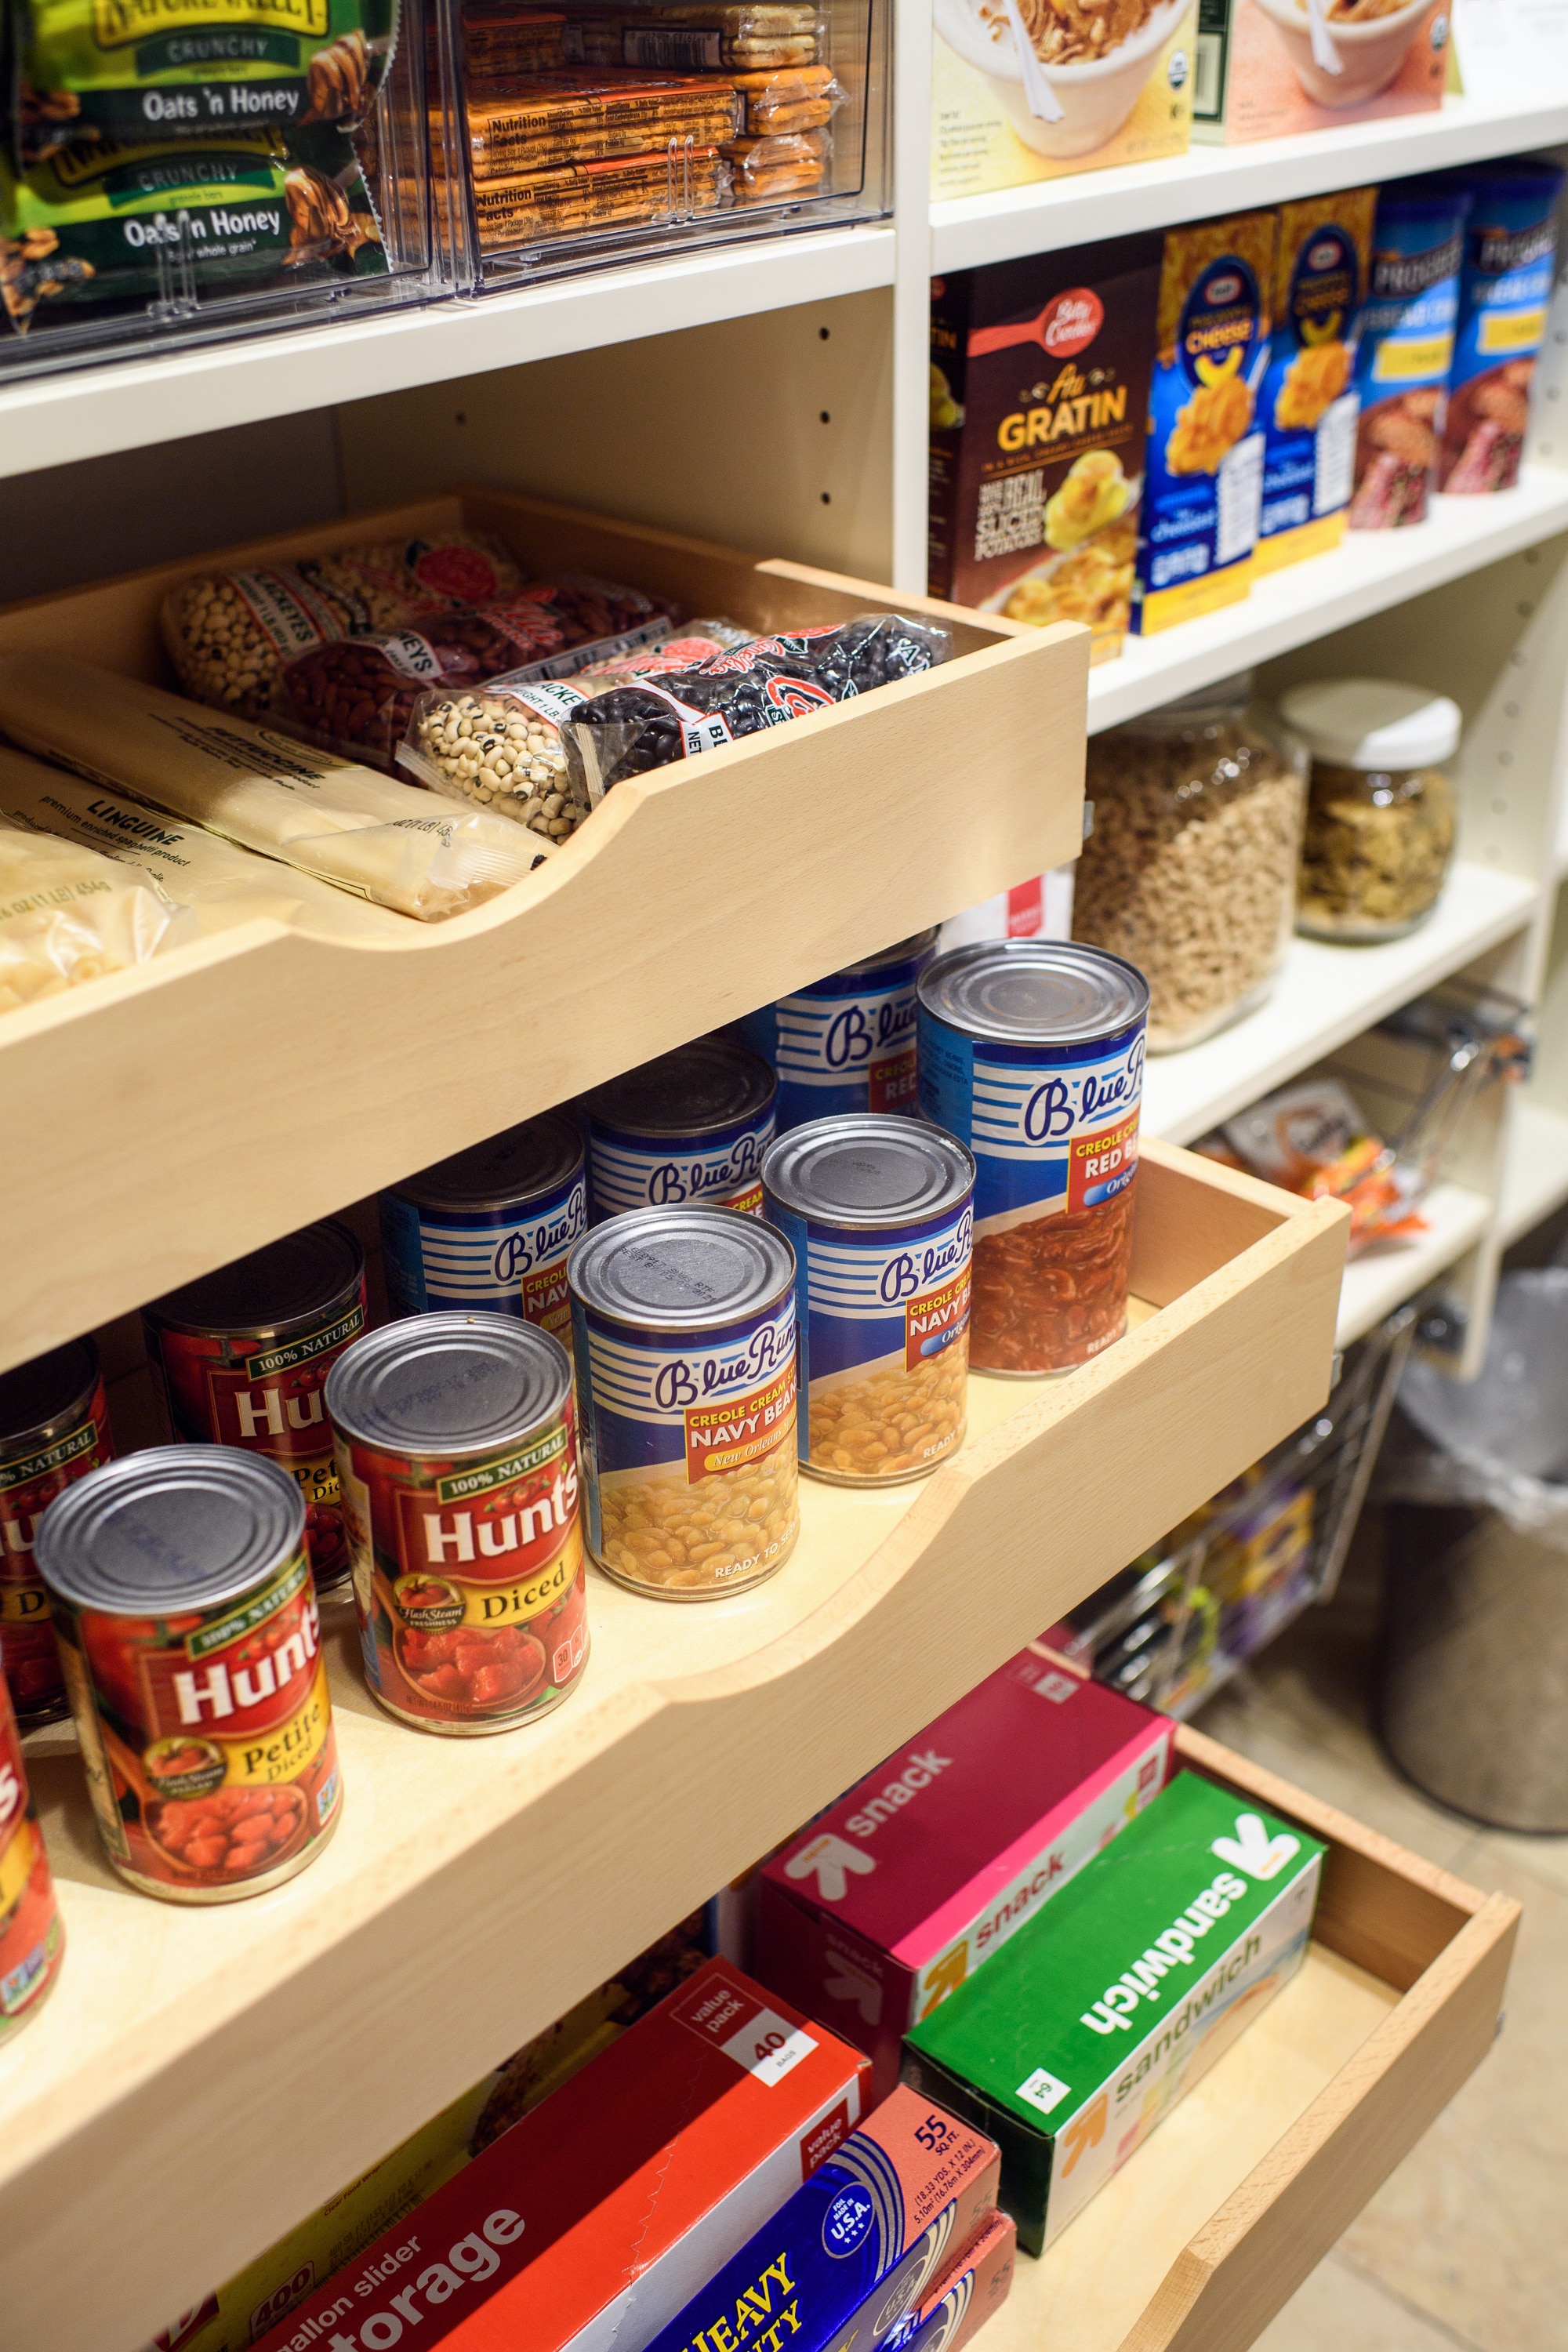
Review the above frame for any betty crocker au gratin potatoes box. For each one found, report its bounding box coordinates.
[753,1646,1172,2096]
[245,1959,869,2352]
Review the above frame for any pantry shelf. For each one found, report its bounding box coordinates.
[0,1147,1346,2352]
[982,1726,1519,2352]
[1498,1098,1568,1247]
[1334,1181,1494,1349]
[1141,862,1541,1149]
[929,92,1568,275]
[1085,466,1568,737]
[0,224,897,486]
[0,488,1083,1376]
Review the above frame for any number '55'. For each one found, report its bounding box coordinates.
[915,2115,951,2153]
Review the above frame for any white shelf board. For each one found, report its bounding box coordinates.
[1087,466,1568,735]
[1142,863,1541,1147]
[1498,1098,1568,1247]
[931,93,1568,274]
[1335,1180,1492,1347]
[0,223,896,484]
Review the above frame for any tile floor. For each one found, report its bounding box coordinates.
[1194,1530,1568,2352]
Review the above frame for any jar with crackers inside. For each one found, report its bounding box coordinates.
[1284,678,1460,942]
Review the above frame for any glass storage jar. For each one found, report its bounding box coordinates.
[1284,679,1460,942]
[1074,676,1308,1053]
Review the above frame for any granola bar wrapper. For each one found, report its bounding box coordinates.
[464,71,739,176]
[722,125,828,201]
[471,142,729,246]
[568,4,820,71]
[729,61,840,133]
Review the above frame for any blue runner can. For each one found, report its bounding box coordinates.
[916,941,1148,1376]
[764,1115,975,1485]
[582,1036,776,1222]
[742,930,938,1131]
[378,1109,586,1338]
[568,1207,798,1599]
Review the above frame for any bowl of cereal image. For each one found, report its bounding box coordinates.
[933,0,1193,159]
[1251,0,1433,107]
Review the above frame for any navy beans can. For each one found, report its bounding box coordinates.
[568,1207,798,1599]
[379,1109,586,1338]
[742,930,938,1131]
[582,1036,776,1221]
[916,941,1149,1377]
[763,1116,975,1486]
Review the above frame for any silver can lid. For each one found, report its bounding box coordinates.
[582,1036,776,1139]
[0,1336,100,1460]
[325,1315,572,1456]
[763,1116,974,1229]
[34,1446,304,1615]
[387,1108,583,1216]
[568,1206,795,1332]
[838,927,938,979]
[146,1219,364,1340]
[918,940,1149,1045]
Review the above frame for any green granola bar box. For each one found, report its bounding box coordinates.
[902,1769,1323,2255]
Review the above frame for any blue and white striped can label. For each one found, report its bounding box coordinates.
[586,1107,776,1223]
[379,1171,586,1334]
[916,1014,1145,1236]
[744,947,934,1131]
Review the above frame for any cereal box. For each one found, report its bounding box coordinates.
[1133,210,1278,633]
[931,0,1195,201]
[1255,188,1377,572]
[928,237,1163,657]
[245,1960,869,2352]
[902,1772,1324,2254]
[1192,0,1450,144]
[753,1646,1172,2096]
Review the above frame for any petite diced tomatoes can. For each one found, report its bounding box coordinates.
[325,1316,586,1735]
[0,1641,65,2038]
[34,1447,343,1904]
[0,1336,114,1730]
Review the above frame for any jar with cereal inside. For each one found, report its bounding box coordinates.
[1074,677,1306,1052]
[1283,679,1460,942]
[569,1207,799,1599]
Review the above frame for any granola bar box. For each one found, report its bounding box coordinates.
[931,0,1195,201]
[1133,209,1277,633]
[928,236,1163,657]
[1255,187,1377,572]
[245,1958,869,2352]
[753,1646,1172,2096]
[902,1770,1324,2253]
[1191,0,1450,146]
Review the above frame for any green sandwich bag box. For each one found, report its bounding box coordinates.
[901,1770,1323,2254]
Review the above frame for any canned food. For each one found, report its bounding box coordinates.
[0,1645,64,2041]
[35,1448,342,1904]
[569,1207,798,1599]
[325,1316,586,1735]
[742,931,938,1131]
[0,1338,114,1728]
[916,942,1149,1375]
[582,1037,776,1222]
[143,1221,368,1598]
[379,1109,586,1332]
[764,1116,975,1485]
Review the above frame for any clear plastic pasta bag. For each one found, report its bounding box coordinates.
[0,805,186,1014]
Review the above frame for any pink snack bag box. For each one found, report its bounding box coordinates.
[754,1647,1173,2096]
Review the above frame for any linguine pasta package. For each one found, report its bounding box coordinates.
[1254,188,1376,572]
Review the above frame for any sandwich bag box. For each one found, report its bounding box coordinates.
[1192,0,1449,144]
[928,237,1163,658]
[641,2084,1001,2352]
[753,1646,1173,2096]
[246,1959,870,2352]
[1255,188,1377,572]
[902,1770,1325,2253]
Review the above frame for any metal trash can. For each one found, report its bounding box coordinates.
[1378,1271,1568,1832]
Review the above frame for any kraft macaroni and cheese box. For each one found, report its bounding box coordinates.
[895,2209,1017,2352]
[753,1647,1173,2096]
[643,2085,1000,2352]
[902,1771,1324,2254]
[1437,158,1564,495]
[247,1959,870,2352]
[1255,189,1377,572]
[1192,0,1449,146]
[1133,211,1278,633]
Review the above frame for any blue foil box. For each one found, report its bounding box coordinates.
[644,2086,1000,2352]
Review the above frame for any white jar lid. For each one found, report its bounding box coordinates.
[1279,678,1461,770]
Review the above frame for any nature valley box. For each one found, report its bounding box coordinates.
[902,1771,1324,2254]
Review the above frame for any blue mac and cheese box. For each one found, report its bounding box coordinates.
[1256,188,1377,572]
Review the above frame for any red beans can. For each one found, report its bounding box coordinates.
[0,1338,114,1730]
[143,1221,367,1598]
[0,1643,65,2042]
[325,1315,586,1736]
[34,1448,343,1904]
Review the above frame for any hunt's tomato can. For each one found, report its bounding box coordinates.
[34,1448,342,1904]
[0,1643,64,2041]
[143,1221,368,1599]
[325,1316,586,1735]
[0,1338,114,1729]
